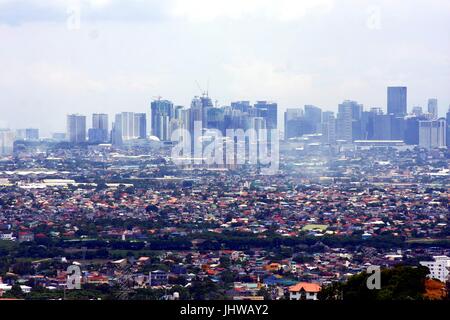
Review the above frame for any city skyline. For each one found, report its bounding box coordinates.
[3,89,449,139]
[1,0,450,135]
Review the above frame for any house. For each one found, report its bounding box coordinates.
[18,232,34,243]
[0,232,14,241]
[149,270,168,286]
[288,282,321,301]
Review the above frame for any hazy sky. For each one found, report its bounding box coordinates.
[0,0,449,136]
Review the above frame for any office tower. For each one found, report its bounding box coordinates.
[200,95,214,125]
[67,114,86,143]
[189,97,204,134]
[446,106,450,148]
[360,111,373,140]
[174,106,184,120]
[404,116,422,145]
[223,107,248,131]
[427,98,438,119]
[151,99,174,141]
[321,112,336,144]
[336,100,357,142]
[412,106,423,116]
[391,117,406,141]
[0,129,14,156]
[322,111,334,124]
[284,108,303,140]
[206,107,225,133]
[89,113,109,143]
[255,101,278,130]
[370,107,383,115]
[250,117,266,133]
[419,118,446,149]
[372,114,393,140]
[231,101,251,113]
[387,86,407,117]
[16,128,39,141]
[304,105,322,134]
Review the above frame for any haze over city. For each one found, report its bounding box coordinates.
[0,0,450,136]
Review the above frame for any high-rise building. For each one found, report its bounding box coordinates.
[419,118,446,149]
[321,112,336,144]
[112,112,146,144]
[372,114,393,140]
[189,97,204,135]
[89,113,109,143]
[206,107,225,133]
[391,117,406,141]
[304,105,322,134]
[151,99,174,141]
[67,114,86,143]
[231,101,251,113]
[387,86,407,117]
[427,98,438,119]
[404,116,425,145]
[447,106,450,148]
[135,113,147,139]
[284,108,303,140]
[412,106,423,117]
[255,101,277,130]
[0,129,14,156]
[16,128,39,141]
[336,100,358,142]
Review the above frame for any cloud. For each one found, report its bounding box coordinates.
[223,60,314,102]
[171,0,334,22]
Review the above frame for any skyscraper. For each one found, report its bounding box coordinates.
[446,106,450,148]
[372,114,393,140]
[135,113,147,139]
[419,118,446,149]
[151,99,174,141]
[113,112,146,144]
[67,114,86,143]
[0,129,14,156]
[387,87,407,117]
[255,101,278,130]
[404,116,423,145]
[89,113,109,143]
[321,112,336,144]
[16,128,39,141]
[336,100,359,142]
[284,108,304,140]
[304,105,322,134]
[427,98,438,119]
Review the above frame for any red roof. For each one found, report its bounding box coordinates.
[289,282,321,293]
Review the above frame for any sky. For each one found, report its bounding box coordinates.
[0,0,449,136]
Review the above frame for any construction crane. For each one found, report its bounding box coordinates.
[195,79,210,98]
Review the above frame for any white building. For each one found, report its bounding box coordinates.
[288,282,321,300]
[419,118,446,149]
[420,256,450,282]
[67,114,86,143]
[0,129,14,156]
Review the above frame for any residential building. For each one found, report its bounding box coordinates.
[420,256,450,283]
[288,282,321,300]
[419,118,446,149]
[67,114,86,143]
